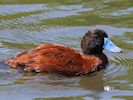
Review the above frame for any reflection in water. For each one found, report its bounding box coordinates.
[80,72,105,92]
[0,0,133,100]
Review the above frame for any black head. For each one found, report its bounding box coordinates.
[81,29,108,55]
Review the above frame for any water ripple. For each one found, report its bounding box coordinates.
[0,4,48,15]
[111,7,133,16]
[103,64,127,80]
[0,5,93,27]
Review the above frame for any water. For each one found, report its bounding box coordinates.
[0,0,133,100]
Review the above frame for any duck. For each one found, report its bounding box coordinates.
[5,29,122,76]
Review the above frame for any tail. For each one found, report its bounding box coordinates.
[5,51,29,69]
[5,57,20,69]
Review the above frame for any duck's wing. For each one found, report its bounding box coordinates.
[5,44,84,75]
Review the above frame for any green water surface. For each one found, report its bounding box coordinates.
[0,0,133,100]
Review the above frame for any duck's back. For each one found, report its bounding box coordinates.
[6,44,83,75]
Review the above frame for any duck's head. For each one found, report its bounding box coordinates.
[81,29,122,55]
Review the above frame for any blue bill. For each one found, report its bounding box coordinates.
[103,38,122,52]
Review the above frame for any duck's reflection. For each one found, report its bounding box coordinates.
[79,53,108,91]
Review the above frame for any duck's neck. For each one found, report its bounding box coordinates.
[95,53,108,67]
[84,53,109,70]
[82,46,104,55]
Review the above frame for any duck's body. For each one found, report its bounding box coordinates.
[5,29,122,76]
[6,44,101,75]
